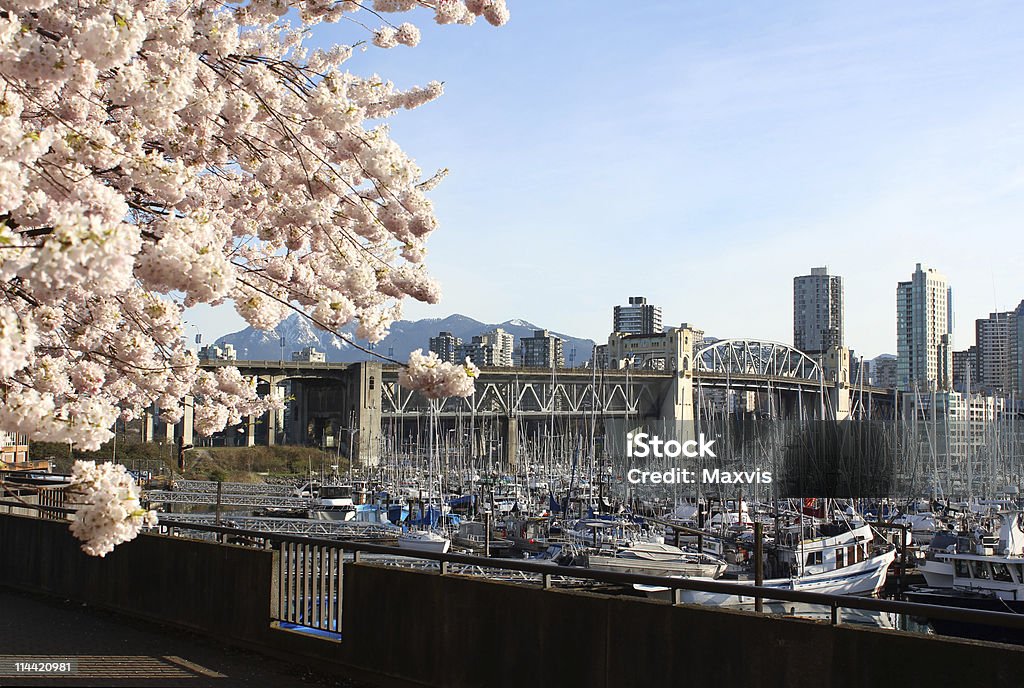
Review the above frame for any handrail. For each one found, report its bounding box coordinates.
[4,499,1024,634]
[0,501,75,516]
[155,516,1024,630]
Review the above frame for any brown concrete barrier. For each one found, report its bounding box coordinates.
[0,512,273,646]
[3,512,1023,688]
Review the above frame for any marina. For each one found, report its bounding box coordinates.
[4,1,1024,684]
[116,442,1024,644]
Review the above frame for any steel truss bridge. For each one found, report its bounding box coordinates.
[378,339,892,420]
[381,367,671,419]
[694,339,823,391]
[187,340,895,456]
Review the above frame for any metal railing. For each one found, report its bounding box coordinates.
[161,512,399,540]
[277,540,343,635]
[5,499,1024,640]
[169,480,300,496]
[153,515,1024,638]
[143,490,314,508]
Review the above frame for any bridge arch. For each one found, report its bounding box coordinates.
[694,339,822,382]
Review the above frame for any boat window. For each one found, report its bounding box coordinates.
[954,560,971,578]
[1013,564,1024,583]
[970,561,990,580]
[991,563,1013,582]
[848,546,856,565]
[836,548,844,569]
[805,551,823,566]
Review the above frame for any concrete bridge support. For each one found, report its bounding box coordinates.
[658,326,698,443]
[822,346,852,421]
[141,409,155,444]
[348,362,382,469]
[181,395,194,447]
[503,416,518,468]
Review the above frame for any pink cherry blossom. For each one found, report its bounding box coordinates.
[0,0,504,470]
[399,349,479,399]
[67,460,158,557]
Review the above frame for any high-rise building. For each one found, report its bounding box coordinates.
[613,296,662,335]
[482,328,514,367]
[1017,300,1024,395]
[198,343,237,361]
[520,329,565,368]
[292,346,326,363]
[456,328,514,368]
[429,331,462,364]
[952,347,977,393]
[896,264,953,392]
[975,311,1017,396]
[871,356,898,389]
[793,267,844,354]
[899,391,1007,494]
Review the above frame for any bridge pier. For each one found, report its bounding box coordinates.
[822,346,852,421]
[266,404,278,446]
[181,395,194,447]
[658,327,698,443]
[348,362,382,468]
[246,415,256,447]
[503,416,519,468]
[141,408,155,444]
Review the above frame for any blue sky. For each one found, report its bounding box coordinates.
[187,1,1024,358]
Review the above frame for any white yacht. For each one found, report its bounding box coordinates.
[637,524,895,605]
[584,541,728,579]
[906,513,1024,643]
[397,529,452,554]
[909,513,1024,604]
[309,484,356,521]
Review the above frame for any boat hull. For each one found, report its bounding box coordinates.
[905,587,1024,645]
[638,549,896,605]
[918,558,954,588]
[586,555,725,579]
[397,533,451,554]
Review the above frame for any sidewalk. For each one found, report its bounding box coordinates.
[0,588,375,688]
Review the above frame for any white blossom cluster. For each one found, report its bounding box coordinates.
[67,460,158,557]
[0,0,505,449]
[398,348,479,399]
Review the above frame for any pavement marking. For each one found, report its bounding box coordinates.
[162,656,227,678]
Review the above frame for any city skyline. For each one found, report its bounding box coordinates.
[186,1,1024,360]
[191,263,1022,364]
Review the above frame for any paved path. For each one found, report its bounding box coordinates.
[0,588,377,688]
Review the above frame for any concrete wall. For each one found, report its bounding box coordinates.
[339,562,1024,688]
[0,512,274,647]
[3,512,1023,688]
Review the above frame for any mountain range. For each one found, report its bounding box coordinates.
[213,313,597,365]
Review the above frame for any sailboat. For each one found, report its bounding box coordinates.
[397,529,451,553]
[397,398,452,554]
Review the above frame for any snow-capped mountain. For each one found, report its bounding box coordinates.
[214,313,597,365]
